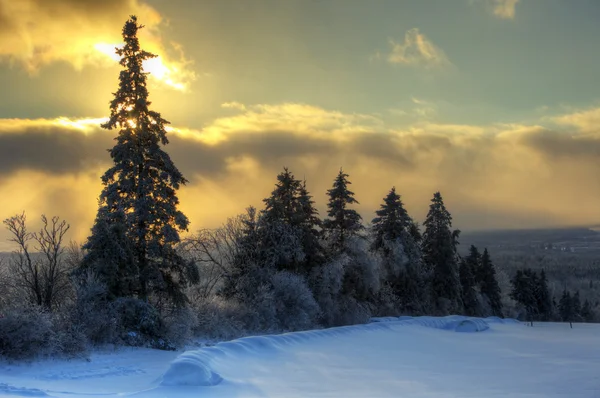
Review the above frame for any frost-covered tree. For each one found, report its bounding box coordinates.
[371,187,410,253]
[296,179,325,272]
[79,16,198,306]
[422,192,461,314]
[371,187,423,314]
[260,169,323,274]
[323,169,363,254]
[3,213,71,310]
[479,248,503,317]
[77,208,136,300]
[262,168,303,226]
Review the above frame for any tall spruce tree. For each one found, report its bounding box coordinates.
[422,192,462,314]
[296,179,324,272]
[371,187,423,314]
[262,168,302,225]
[459,258,479,316]
[323,169,363,253]
[510,269,538,325]
[261,169,322,274]
[371,187,410,253]
[479,248,503,317]
[79,16,198,306]
[536,269,552,321]
[558,289,573,327]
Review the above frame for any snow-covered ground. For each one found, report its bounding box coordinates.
[1,316,598,397]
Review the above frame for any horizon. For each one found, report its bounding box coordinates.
[2,0,600,245]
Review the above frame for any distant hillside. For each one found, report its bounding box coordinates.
[459,227,600,256]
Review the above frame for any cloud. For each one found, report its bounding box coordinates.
[2,103,600,246]
[385,28,452,70]
[492,0,520,19]
[0,0,195,91]
[471,0,520,20]
[552,107,600,134]
[221,102,247,111]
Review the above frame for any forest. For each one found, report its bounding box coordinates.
[0,16,596,361]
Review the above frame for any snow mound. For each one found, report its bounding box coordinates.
[455,319,489,332]
[162,323,397,386]
[163,316,497,387]
[0,383,48,397]
[485,316,520,324]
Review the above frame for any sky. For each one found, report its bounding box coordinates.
[1,0,600,247]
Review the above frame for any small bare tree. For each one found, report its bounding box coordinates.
[3,213,71,311]
[182,215,246,300]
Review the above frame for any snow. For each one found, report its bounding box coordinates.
[1,317,599,397]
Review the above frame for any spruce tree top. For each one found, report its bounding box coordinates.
[371,186,411,251]
[323,168,363,251]
[100,15,189,246]
[263,167,302,225]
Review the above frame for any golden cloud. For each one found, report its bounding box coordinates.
[552,107,600,134]
[492,0,520,19]
[1,104,600,249]
[386,28,453,70]
[0,0,195,91]
[471,0,521,20]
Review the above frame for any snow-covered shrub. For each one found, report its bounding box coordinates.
[163,306,197,348]
[335,295,371,326]
[0,306,54,360]
[309,255,346,326]
[342,236,381,302]
[112,298,166,348]
[373,282,401,317]
[51,312,88,358]
[72,272,118,345]
[271,271,320,331]
[193,297,247,340]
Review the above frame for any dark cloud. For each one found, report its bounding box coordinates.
[519,128,600,160]
[0,128,110,176]
[2,115,600,238]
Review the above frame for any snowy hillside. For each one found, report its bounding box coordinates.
[1,316,599,397]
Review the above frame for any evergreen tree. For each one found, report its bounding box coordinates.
[558,289,573,327]
[422,192,461,314]
[479,248,503,317]
[79,16,198,306]
[261,169,322,274]
[572,291,582,321]
[296,179,325,272]
[262,168,302,225]
[77,207,136,299]
[510,269,538,325]
[581,299,594,322]
[459,258,479,316]
[323,169,363,253]
[371,187,424,314]
[408,221,422,244]
[535,269,552,321]
[371,187,410,253]
[465,245,481,282]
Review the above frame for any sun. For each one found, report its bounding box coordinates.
[94,43,187,91]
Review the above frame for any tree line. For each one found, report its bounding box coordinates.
[510,268,596,326]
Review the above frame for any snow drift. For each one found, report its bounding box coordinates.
[161,315,501,387]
